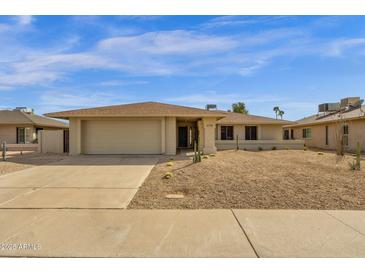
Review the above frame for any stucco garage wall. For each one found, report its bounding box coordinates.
[81,118,162,154]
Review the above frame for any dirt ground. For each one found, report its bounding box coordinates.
[0,152,68,176]
[129,150,365,209]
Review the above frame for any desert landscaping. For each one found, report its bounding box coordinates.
[129,149,365,210]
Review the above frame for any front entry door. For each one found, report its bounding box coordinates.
[178,127,188,147]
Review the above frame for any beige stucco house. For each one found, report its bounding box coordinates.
[46,102,299,156]
[0,108,68,144]
[283,98,365,153]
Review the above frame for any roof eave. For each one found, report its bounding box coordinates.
[284,115,365,128]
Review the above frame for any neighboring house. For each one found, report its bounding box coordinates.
[0,108,69,144]
[283,97,365,153]
[45,102,298,156]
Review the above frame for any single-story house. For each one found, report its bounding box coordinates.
[0,108,69,144]
[283,97,365,153]
[45,102,298,156]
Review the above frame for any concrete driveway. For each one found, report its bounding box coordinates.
[0,155,158,209]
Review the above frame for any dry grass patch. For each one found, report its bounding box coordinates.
[129,150,365,209]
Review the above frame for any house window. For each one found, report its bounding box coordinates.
[325,126,329,145]
[302,128,312,139]
[283,129,289,140]
[221,126,233,140]
[343,125,349,146]
[16,127,32,144]
[245,126,257,140]
[16,128,26,144]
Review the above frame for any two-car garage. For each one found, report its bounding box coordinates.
[81,119,162,154]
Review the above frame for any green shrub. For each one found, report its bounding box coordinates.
[318,152,324,155]
[258,147,263,151]
[209,153,216,157]
[202,155,209,159]
[162,172,174,179]
[166,161,174,167]
[272,146,276,150]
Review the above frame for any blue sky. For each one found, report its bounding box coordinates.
[0,15,365,120]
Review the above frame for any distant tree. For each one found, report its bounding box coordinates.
[278,110,285,119]
[273,106,280,119]
[232,102,249,114]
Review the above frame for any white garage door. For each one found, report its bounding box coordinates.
[82,120,162,154]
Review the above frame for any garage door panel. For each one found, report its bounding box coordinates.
[83,120,161,154]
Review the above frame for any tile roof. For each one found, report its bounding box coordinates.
[216,111,294,125]
[285,106,365,128]
[45,102,226,118]
[0,110,68,128]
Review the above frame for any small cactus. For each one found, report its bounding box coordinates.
[202,155,209,159]
[166,161,174,167]
[163,172,173,179]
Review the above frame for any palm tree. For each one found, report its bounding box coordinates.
[273,106,280,119]
[278,110,285,120]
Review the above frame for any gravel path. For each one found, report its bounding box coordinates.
[129,150,365,209]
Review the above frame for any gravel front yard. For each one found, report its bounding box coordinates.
[0,153,68,176]
[129,150,365,209]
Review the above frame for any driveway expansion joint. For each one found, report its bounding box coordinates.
[230,209,260,258]
[325,211,365,238]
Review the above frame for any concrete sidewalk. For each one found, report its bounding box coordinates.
[0,209,364,257]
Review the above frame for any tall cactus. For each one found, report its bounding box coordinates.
[193,139,202,163]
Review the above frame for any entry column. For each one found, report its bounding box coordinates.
[202,117,217,154]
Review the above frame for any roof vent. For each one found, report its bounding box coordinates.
[340,97,361,109]
[318,103,340,113]
[205,104,217,111]
[14,107,34,114]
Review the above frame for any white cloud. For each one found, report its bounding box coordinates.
[2,20,365,89]
[39,90,134,113]
[99,80,149,86]
[16,16,34,26]
[166,91,283,105]
[327,38,365,56]
[239,60,268,76]
[201,16,296,29]
[0,71,59,86]
[97,30,238,55]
